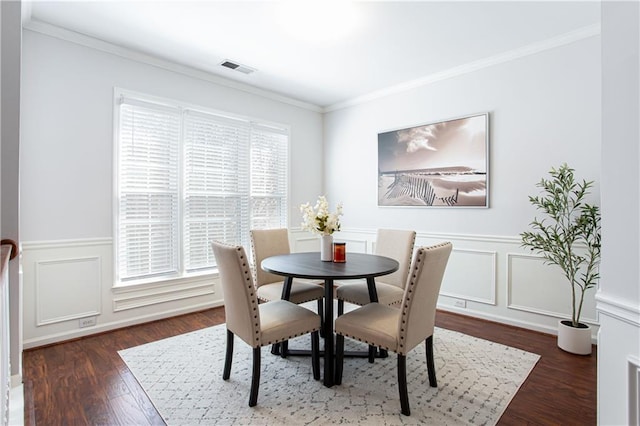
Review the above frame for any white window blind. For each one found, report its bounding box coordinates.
[183,111,251,272]
[250,124,288,230]
[115,92,289,283]
[116,99,181,281]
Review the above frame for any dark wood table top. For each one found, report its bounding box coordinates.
[261,252,399,280]
[261,251,399,387]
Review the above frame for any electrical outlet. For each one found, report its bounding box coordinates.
[79,316,97,328]
[453,299,467,308]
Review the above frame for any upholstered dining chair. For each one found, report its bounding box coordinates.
[336,229,416,316]
[211,241,321,407]
[334,242,453,416]
[250,228,325,331]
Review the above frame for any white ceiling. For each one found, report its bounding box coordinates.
[24,1,601,109]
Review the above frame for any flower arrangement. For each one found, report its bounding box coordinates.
[300,195,343,236]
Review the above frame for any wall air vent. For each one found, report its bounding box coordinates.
[219,60,256,75]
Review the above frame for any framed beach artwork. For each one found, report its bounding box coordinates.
[378,112,489,208]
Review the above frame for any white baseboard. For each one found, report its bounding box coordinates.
[437,304,598,344]
[9,383,23,426]
[438,304,554,335]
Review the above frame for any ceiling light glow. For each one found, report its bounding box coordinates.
[276,1,359,43]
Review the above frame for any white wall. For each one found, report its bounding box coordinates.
[21,29,324,242]
[324,35,602,337]
[1,0,22,383]
[17,7,640,424]
[598,2,640,425]
[19,28,324,347]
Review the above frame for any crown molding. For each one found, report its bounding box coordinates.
[22,19,324,113]
[324,23,601,113]
[22,18,600,116]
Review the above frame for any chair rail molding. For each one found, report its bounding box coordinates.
[596,291,640,327]
[22,238,113,251]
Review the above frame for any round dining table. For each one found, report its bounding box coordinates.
[261,251,399,387]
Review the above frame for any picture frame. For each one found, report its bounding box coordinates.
[378,112,489,208]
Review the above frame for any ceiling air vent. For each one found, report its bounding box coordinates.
[219,60,256,75]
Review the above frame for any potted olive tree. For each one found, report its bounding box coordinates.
[521,164,601,355]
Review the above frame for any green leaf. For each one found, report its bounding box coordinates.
[521,164,601,325]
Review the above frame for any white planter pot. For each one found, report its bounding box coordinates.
[320,234,333,262]
[557,319,592,355]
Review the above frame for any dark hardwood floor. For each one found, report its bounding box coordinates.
[22,307,596,425]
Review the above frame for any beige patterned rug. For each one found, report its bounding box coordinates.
[119,322,539,425]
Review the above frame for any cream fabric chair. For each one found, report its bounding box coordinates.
[250,228,324,326]
[336,229,416,315]
[334,242,453,416]
[211,241,321,407]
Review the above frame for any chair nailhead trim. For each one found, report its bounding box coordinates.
[262,327,321,346]
[337,332,392,352]
[233,246,263,343]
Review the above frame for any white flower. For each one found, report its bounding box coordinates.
[300,195,343,235]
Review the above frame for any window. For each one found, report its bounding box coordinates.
[114,91,288,284]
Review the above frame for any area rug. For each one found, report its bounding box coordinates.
[119,322,540,426]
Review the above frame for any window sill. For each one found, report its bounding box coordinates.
[113,269,218,290]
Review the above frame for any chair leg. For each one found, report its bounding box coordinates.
[223,329,234,380]
[311,331,320,380]
[368,345,376,363]
[249,347,261,407]
[280,340,288,358]
[271,342,281,355]
[398,354,410,416]
[337,299,344,316]
[317,299,325,338]
[335,334,345,385]
[425,335,437,387]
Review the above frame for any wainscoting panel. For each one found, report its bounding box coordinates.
[291,235,319,253]
[340,238,368,254]
[596,303,640,425]
[441,249,497,305]
[291,228,600,340]
[22,239,221,348]
[21,230,602,347]
[35,256,101,325]
[507,253,598,324]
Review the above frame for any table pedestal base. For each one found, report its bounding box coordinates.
[270,342,389,387]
